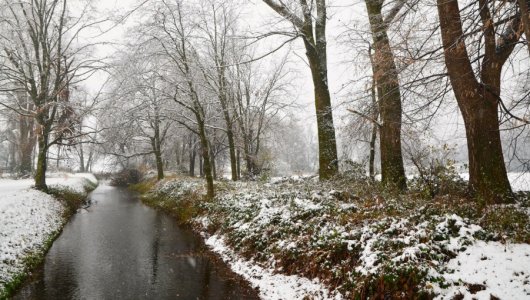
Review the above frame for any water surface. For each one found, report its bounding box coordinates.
[15,185,259,300]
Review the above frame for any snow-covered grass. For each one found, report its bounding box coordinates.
[205,234,341,300]
[139,173,530,299]
[433,241,530,299]
[0,173,98,298]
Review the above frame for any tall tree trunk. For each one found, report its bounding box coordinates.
[236,148,241,180]
[19,142,34,175]
[243,133,253,176]
[198,123,214,199]
[18,115,35,175]
[8,140,17,173]
[465,94,512,202]
[199,153,204,177]
[56,146,61,170]
[86,150,93,173]
[79,144,85,173]
[365,0,406,190]
[152,137,164,181]
[368,44,379,182]
[303,38,338,180]
[263,0,338,180]
[210,147,217,180]
[518,0,530,56]
[226,129,237,180]
[189,145,196,177]
[369,123,378,182]
[155,148,164,180]
[35,133,49,191]
[436,0,518,202]
[175,141,182,169]
[152,120,165,180]
[218,75,238,181]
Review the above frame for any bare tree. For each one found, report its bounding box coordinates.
[198,0,239,181]
[364,0,410,190]
[103,52,173,180]
[0,0,102,190]
[262,0,339,179]
[141,0,217,198]
[231,52,292,178]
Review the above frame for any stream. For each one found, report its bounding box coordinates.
[14,185,259,299]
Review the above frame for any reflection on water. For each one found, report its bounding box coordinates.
[15,185,258,300]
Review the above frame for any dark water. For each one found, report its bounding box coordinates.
[14,185,259,300]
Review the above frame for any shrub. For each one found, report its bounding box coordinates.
[409,162,467,199]
[110,169,143,186]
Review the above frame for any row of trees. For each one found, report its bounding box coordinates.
[0,0,528,204]
[262,0,529,203]
[100,0,297,198]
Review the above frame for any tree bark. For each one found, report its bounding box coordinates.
[518,0,530,56]
[236,148,241,180]
[263,0,339,179]
[365,0,406,190]
[17,94,36,175]
[303,25,338,179]
[198,123,215,199]
[368,44,379,182]
[226,129,237,180]
[152,116,165,180]
[79,144,85,173]
[189,145,196,177]
[436,0,518,202]
[217,71,238,181]
[155,148,164,180]
[199,153,204,177]
[34,133,49,191]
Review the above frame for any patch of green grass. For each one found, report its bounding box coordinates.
[141,190,203,225]
[129,179,157,194]
[354,267,433,300]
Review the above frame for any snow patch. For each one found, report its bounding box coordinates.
[434,241,530,300]
[205,234,342,300]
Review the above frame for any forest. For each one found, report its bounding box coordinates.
[0,0,529,299]
[1,0,529,201]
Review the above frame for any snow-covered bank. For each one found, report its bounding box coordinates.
[434,241,530,299]
[205,234,341,300]
[140,174,530,299]
[0,173,98,297]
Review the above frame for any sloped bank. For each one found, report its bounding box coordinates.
[0,174,98,299]
[134,176,530,300]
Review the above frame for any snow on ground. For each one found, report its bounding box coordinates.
[205,234,342,300]
[434,241,530,300]
[459,172,530,192]
[0,173,97,295]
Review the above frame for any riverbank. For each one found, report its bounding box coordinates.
[0,173,98,299]
[134,174,530,299]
